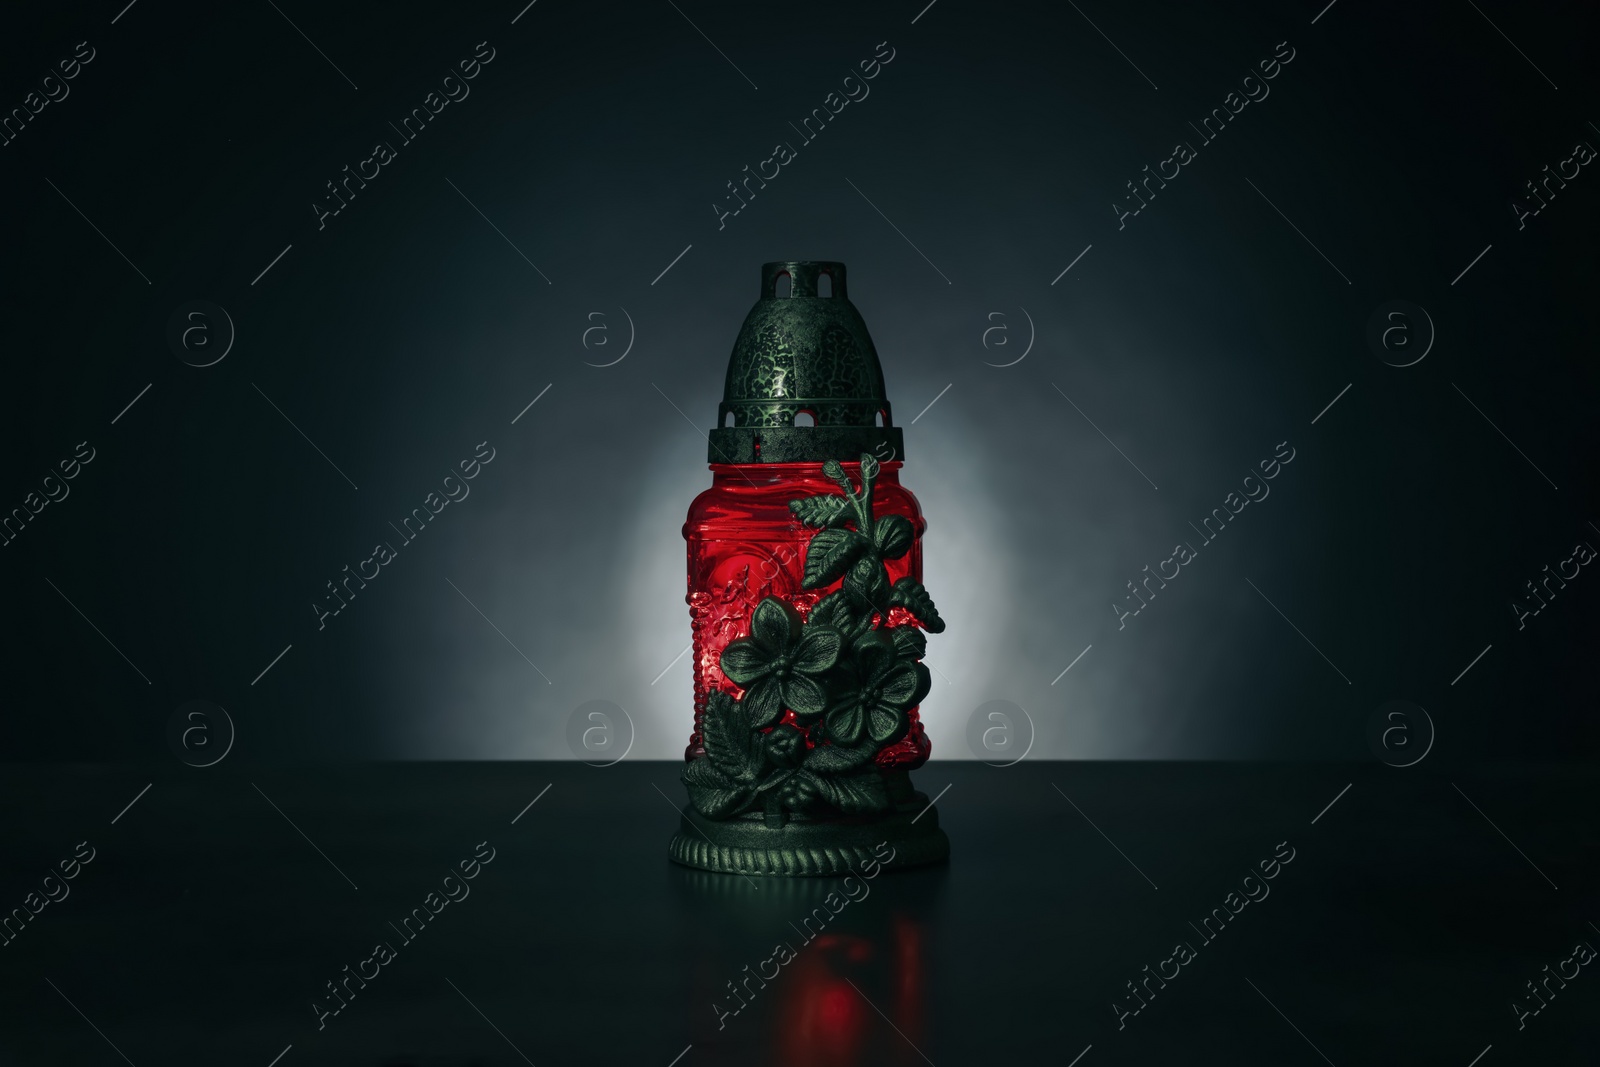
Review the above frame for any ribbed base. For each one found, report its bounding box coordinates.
[668,791,949,877]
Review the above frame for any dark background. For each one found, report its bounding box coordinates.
[1,0,1596,763]
[2,4,1597,1066]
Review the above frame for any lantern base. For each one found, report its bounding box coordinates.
[668,784,949,877]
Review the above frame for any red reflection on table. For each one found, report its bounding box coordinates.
[769,921,928,1067]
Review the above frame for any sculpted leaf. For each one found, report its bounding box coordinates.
[803,529,870,590]
[684,754,734,788]
[802,736,878,774]
[701,689,759,782]
[810,591,873,642]
[888,625,927,661]
[790,494,853,529]
[683,756,752,817]
[813,770,890,814]
[874,515,914,560]
[888,577,945,633]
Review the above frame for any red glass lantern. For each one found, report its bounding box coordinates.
[684,463,931,769]
[671,261,948,876]
[681,263,934,771]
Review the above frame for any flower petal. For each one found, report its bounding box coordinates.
[742,678,784,728]
[908,662,932,708]
[868,704,906,744]
[827,703,865,745]
[750,597,801,653]
[852,630,897,682]
[792,627,842,674]
[719,640,770,685]
[783,674,828,718]
[877,661,924,707]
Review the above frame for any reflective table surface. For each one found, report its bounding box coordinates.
[0,760,1591,1065]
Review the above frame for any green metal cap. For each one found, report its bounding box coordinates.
[708,261,904,464]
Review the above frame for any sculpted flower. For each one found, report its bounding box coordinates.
[719,598,841,727]
[763,723,808,768]
[825,631,931,747]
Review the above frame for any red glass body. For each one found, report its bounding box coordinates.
[683,461,931,770]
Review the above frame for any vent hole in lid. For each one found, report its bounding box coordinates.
[775,272,791,298]
[817,272,832,298]
[794,410,816,427]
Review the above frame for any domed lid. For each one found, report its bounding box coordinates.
[707,261,904,464]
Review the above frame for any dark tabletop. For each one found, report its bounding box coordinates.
[0,760,1592,1066]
